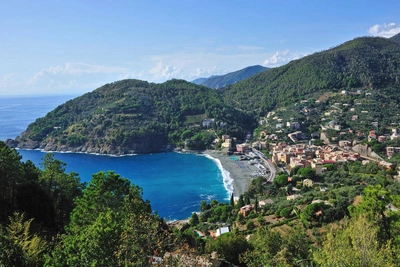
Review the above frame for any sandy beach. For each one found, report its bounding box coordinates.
[203,149,260,198]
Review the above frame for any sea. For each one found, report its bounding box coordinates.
[0,95,232,220]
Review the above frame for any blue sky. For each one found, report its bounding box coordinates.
[1,0,400,96]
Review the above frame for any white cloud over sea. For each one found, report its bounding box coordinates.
[368,23,400,38]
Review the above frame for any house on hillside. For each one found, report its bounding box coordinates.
[236,143,249,153]
[216,226,229,237]
[287,194,302,201]
[239,204,254,217]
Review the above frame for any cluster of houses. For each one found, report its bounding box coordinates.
[265,142,360,171]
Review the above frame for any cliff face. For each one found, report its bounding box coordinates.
[11,132,169,155]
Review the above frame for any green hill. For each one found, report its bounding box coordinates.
[220,37,400,115]
[14,79,256,154]
[193,65,268,89]
[391,32,400,43]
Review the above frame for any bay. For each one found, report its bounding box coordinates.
[1,95,230,220]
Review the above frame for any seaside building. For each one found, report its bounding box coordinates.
[236,143,249,153]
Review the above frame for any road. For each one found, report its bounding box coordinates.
[252,148,277,182]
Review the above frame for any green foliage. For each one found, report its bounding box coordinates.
[206,232,250,265]
[0,228,25,267]
[39,153,85,229]
[0,142,24,222]
[189,212,200,226]
[46,171,171,267]
[237,195,245,208]
[222,37,400,115]
[313,215,398,267]
[6,212,48,267]
[199,65,268,89]
[22,79,256,153]
[241,226,312,266]
[279,207,292,218]
[274,174,289,187]
[297,167,315,179]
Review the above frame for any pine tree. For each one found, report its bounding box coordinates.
[237,195,245,208]
[245,195,251,205]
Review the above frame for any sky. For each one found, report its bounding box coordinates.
[1,0,400,96]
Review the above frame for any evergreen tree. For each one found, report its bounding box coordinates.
[237,195,245,208]
[190,212,200,226]
[45,171,173,267]
[245,195,251,205]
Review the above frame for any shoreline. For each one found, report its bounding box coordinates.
[202,150,256,198]
[16,147,255,199]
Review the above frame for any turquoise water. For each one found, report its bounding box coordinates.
[1,96,230,220]
[18,149,229,220]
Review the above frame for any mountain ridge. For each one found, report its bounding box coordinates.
[192,65,268,88]
[8,36,400,155]
[220,36,400,114]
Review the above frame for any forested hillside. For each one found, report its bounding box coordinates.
[391,32,400,43]
[220,37,400,115]
[194,65,268,89]
[13,79,256,154]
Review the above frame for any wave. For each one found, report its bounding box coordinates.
[202,154,234,197]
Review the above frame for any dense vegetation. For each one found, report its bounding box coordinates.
[221,37,400,116]
[4,33,400,266]
[3,141,400,266]
[17,79,256,154]
[193,65,268,89]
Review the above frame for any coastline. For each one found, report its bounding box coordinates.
[202,150,256,198]
[16,146,254,199]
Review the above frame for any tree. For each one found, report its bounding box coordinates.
[297,167,315,179]
[200,200,208,212]
[39,153,85,228]
[6,212,48,267]
[241,228,283,266]
[241,226,312,266]
[274,174,288,187]
[0,227,25,267]
[0,142,24,223]
[313,215,397,267]
[189,212,200,226]
[280,207,292,218]
[348,184,392,242]
[46,171,172,267]
[206,233,249,265]
[237,195,245,208]
[245,195,251,205]
[230,193,235,207]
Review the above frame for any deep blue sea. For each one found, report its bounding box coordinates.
[0,95,230,220]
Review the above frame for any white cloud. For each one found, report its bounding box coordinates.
[0,73,18,89]
[148,62,182,81]
[263,50,307,67]
[368,23,400,38]
[29,62,126,84]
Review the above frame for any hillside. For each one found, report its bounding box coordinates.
[193,65,268,88]
[12,79,256,154]
[391,32,400,43]
[220,37,400,115]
